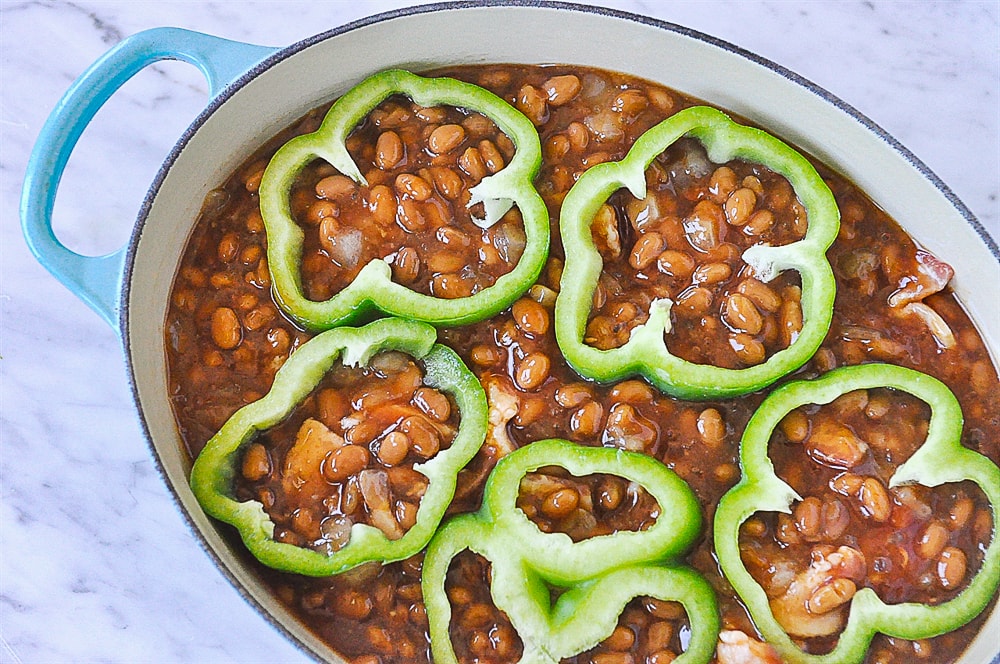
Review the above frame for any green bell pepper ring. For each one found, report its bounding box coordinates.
[189,317,488,577]
[714,363,1000,664]
[554,105,840,399]
[259,69,549,331]
[422,438,719,664]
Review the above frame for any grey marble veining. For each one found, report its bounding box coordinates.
[1,1,997,662]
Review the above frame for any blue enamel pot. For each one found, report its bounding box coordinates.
[20,3,999,662]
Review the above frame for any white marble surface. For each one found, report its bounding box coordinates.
[1,1,997,662]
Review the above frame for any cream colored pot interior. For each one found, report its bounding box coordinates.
[124,5,1000,663]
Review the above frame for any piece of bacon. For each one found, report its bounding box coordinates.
[887,250,956,348]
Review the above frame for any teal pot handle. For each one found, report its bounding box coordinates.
[20,27,277,332]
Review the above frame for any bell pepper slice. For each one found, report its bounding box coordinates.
[714,363,1000,663]
[554,105,840,399]
[422,438,719,663]
[259,69,549,331]
[189,317,488,576]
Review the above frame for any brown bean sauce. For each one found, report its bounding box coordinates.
[165,64,1000,664]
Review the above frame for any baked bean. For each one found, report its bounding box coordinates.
[217,232,240,262]
[683,200,723,251]
[709,166,738,201]
[243,167,264,193]
[375,130,404,169]
[604,403,656,452]
[744,209,775,235]
[730,333,766,365]
[697,408,726,447]
[822,499,850,539]
[725,187,757,226]
[917,521,950,560]
[859,477,892,522]
[211,307,242,350]
[244,304,273,330]
[512,298,550,336]
[479,140,505,174]
[396,501,419,530]
[567,121,590,150]
[316,389,348,428]
[324,445,371,482]
[693,262,732,285]
[737,278,782,313]
[592,652,634,664]
[267,327,291,354]
[516,84,548,125]
[400,416,442,459]
[603,625,635,651]
[831,472,864,497]
[644,620,675,652]
[392,246,421,284]
[543,74,582,106]
[554,383,593,409]
[791,200,809,236]
[656,250,695,279]
[813,347,837,373]
[540,488,580,520]
[570,401,604,439]
[410,422,442,458]
[630,232,666,270]
[241,443,271,481]
[722,293,763,335]
[470,344,501,366]
[937,547,967,589]
[714,463,739,483]
[428,124,466,155]
[172,289,196,313]
[592,204,622,259]
[515,353,551,390]
[397,199,426,232]
[545,134,571,161]
[458,147,487,181]
[794,497,823,541]
[973,509,993,543]
[610,380,654,405]
[211,271,237,289]
[305,200,337,225]
[613,89,648,116]
[596,476,625,511]
[395,173,432,201]
[426,250,465,274]
[591,283,606,309]
[316,174,357,200]
[432,273,474,298]
[368,185,397,225]
[376,432,410,466]
[807,421,868,469]
[644,599,685,621]
[948,497,974,530]
[780,299,803,346]
[412,387,451,422]
[675,287,713,315]
[513,396,547,427]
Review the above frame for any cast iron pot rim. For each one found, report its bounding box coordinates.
[118,1,1000,662]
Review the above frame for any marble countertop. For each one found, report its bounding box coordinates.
[1,1,997,662]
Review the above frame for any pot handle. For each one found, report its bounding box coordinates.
[20,27,278,331]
